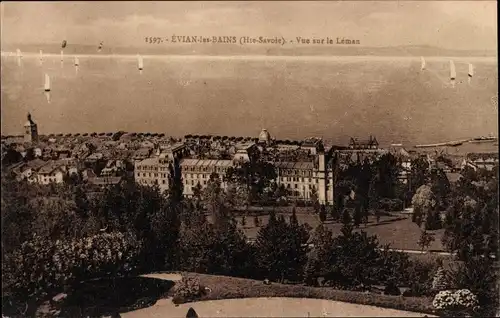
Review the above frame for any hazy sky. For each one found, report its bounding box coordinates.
[1,1,497,50]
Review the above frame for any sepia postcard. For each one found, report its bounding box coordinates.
[1,1,498,317]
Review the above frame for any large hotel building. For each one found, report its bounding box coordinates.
[134,130,339,205]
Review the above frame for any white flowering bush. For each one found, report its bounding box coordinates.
[453,289,479,310]
[3,231,142,298]
[433,289,479,314]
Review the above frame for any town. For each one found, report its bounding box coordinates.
[3,113,497,201]
[2,114,498,318]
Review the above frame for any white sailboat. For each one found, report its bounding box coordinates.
[60,50,64,62]
[44,73,51,103]
[420,56,426,70]
[468,63,474,84]
[44,74,51,92]
[449,60,456,87]
[138,55,144,73]
[39,50,43,64]
[16,49,22,66]
[74,56,79,66]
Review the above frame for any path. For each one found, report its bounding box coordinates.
[121,297,436,317]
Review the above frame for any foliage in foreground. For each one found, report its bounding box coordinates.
[2,231,142,301]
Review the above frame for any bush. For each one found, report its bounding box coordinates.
[172,277,205,303]
[384,280,401,296]
[432,289,480,316]
[2,231,142,302]
[431,267,449,293]
[378,198,404,211]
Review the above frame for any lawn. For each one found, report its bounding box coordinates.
[234,212,446,251]
[176,273,437,316]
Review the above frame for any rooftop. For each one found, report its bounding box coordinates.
[180,158,233,168]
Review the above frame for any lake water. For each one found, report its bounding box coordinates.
[1,54,497,145]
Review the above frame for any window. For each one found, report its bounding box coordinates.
[162,180,166,184]
[295,184,298,189]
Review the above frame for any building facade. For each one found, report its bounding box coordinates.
[134,144,187,193]
[133,134,338,205]
[180,159,233,196]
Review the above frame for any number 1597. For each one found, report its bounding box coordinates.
[145,37,164,44]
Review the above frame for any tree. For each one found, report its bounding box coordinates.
[241,215,246,228]
[372,153,402,199]
[254,211,310,283]
[304,224,335,286]
[319,205,327,223]
[431,265,449,293]
[417,230,435,252]
[310,186,320,214]
[411,184,439,229]
[178,218,252,278]
[447,257,498,316]
[409,157,430,197]
[225,159,277,205]
[202,173,230,227]
[2,231,142,313]
[325,230,385,289]
[430,168,451,211]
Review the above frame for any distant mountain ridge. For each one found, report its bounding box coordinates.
[2,42,496,57]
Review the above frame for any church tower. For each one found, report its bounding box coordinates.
[24,113,38,143]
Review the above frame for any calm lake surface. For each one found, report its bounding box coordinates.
[1,54,497,145]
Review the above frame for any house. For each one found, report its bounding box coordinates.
[85,152,104,163]
[132,148,152,161]
[88,176,123,187]
[34,147,43,158]
[100,160,125,177]
[301,138,323,155]
[461,153,499,171]
[37,162,66,184]
[180,159,233,196]
[140,140,155,149]
[232,142,258,162]
[82,168,97,180]
[348,135,379,150]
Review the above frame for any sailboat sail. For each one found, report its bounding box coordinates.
[16,49,22,58]
[138,55,144,70]
[74,56,79,66]
[60,50,64,62]
[468,63,474,77]
[421,57,426,70]
[449,60,456,80]
[44,74,51,92]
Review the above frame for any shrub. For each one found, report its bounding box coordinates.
[384,280,401,296]
[432,289,479,316]
[172,277,205,303]
[431,267,449,293]
[378,198,404,211]
[2,231,142,301]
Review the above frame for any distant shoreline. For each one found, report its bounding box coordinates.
[1,52,497,62]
